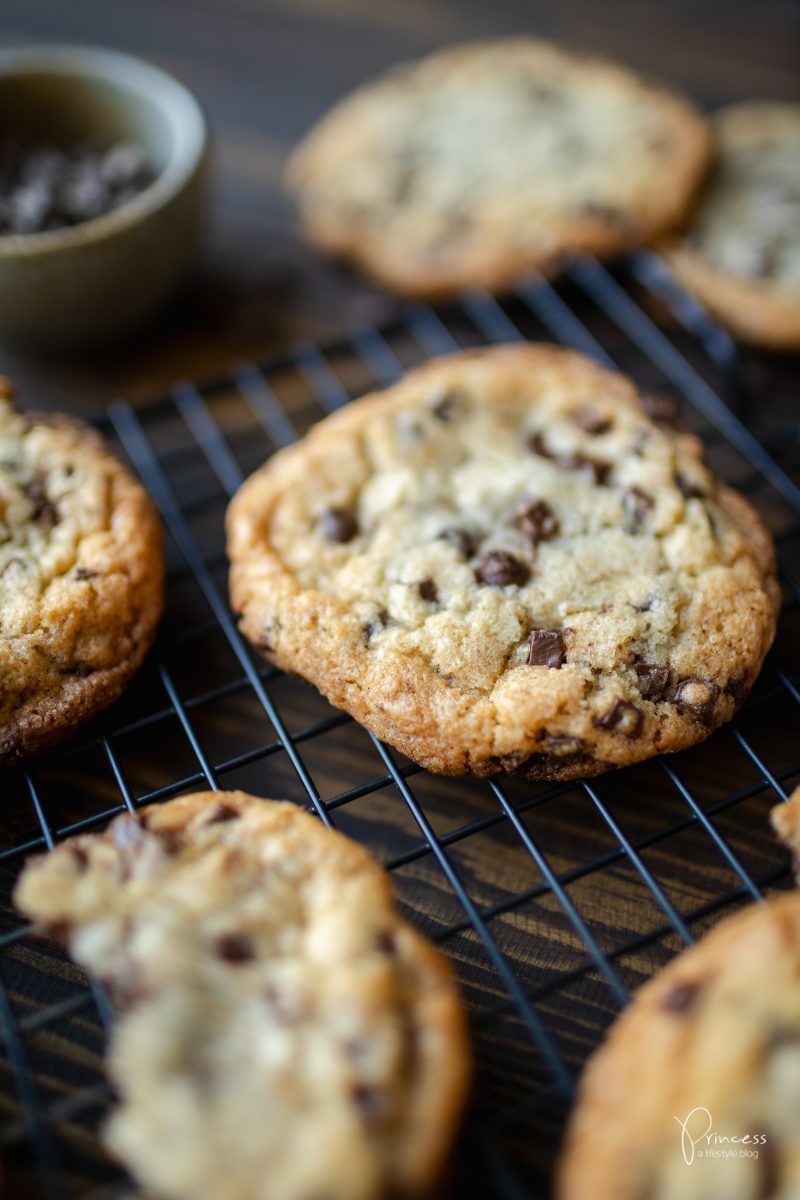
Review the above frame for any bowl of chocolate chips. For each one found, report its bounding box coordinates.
[0,45,207,351]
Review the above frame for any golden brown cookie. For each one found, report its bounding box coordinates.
[14,791,470,1200]
[661,103,800,350]
[285,38,710,298]
[558,891,800,1200]
[227,345,779,782]
[0,383,163,765]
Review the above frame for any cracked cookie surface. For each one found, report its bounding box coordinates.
[662,103,800,349]
[227,345,779,782]
[285,37,710,298]
[558,891,800,1200]
[14,790,470,1200]
[0,384,163,765]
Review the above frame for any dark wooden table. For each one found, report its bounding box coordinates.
[0,0,798,414]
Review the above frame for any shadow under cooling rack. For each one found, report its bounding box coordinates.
[1,251,800,1200]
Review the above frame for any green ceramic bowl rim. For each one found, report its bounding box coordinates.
[0,44,208,260]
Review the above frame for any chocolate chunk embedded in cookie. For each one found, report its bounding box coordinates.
[0,382,163,765]
[285,38,710,298]
[558,892,800,1200]
[14,791,470,1200]
[227,345,779,782]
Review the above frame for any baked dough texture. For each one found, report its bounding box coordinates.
[14,791,470,1200]
[285,38,710,297]
[227,345,779,782]
[558,891,800,1199]
[662,103,800,350]
[0,383,163,766]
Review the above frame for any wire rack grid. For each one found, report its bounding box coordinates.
[1,250,799,1199]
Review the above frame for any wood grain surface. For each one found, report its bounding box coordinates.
[0,3,798,1199]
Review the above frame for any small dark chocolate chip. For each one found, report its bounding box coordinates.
[417,578,438,603]
[364,607,390,641]
[543,734,586,759]
[527,629,565,668]
[661,979,703,1014]
[430,390,462,421]
[559,453,611,485]
[676,473,706,500]
[673,677,719,725]
[73,567,98,580]
[25,478,58,528]
[477,551,529,588]
[641,393,680,425]
[634,661,670,700]
[527,431,554,458]
[574,405,612,435]
[214,933,255,963]
[622,487,654,533]
[512,499,559,544]
[438,527,479,559]
[595,698,643,738]
[320,506,358,543]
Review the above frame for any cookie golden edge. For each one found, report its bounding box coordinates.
[284,37,712,299]
[660,102,800,351]
[15,790,471,1198]
[226,344,780,783]
[556,890,800,1200]
[0,405,164,768]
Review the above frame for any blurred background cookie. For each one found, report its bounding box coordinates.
[285,38,710,297]
[661,103,800,350]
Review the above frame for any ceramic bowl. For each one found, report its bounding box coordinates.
[0,44,208,352]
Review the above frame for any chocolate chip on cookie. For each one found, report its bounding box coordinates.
[417,578,439,602]
[477,550,530,587]
[320,506,359,542]
[634,661,670,700]
[673,676,719,724]
[512,498,559,544]
[595,699,643,738]
[622,487,653,533]
[527,629,565,668]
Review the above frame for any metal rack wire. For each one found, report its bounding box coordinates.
[1,251,799,1199]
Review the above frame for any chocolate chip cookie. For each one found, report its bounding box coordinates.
[14,791,470,1200]
[0,383,163,765]
[662,103,800,350]
[284,38,710,298]
[558,891,800,1200]
[227,345,779,782]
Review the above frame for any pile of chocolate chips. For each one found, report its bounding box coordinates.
[0,141,156,235]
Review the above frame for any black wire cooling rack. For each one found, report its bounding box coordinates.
[1,251,800,1200]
